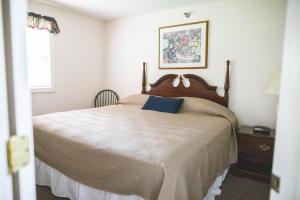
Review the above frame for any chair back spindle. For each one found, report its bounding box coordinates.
[94,90,119,107]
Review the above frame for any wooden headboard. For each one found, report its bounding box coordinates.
[141,61,230,107]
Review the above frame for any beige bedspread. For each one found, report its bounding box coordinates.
[34,95,237,200]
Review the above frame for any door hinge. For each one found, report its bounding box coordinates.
[271,173,280,193]
[7,135,30,173]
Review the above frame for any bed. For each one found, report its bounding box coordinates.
[34,61,237,200]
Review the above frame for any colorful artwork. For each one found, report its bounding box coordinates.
[163,29,201,64]
[159,21,208,69]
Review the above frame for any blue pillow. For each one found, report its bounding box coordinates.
[142,96,184,114]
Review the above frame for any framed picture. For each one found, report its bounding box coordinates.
[159,21,209,69]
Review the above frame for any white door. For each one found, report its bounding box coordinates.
[0,0,36,200]
[270,0,300,199]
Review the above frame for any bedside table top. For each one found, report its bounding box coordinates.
[238,126,275,138]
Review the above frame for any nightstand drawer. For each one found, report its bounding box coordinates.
[238,135,274,157]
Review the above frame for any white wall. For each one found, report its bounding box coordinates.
[28,0,105,115]
[104,0,286,128]
[270,0,300,199]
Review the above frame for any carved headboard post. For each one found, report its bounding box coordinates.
[224,60,230,106]
[142,62,146,94]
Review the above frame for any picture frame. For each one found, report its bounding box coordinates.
[159,21,209,69]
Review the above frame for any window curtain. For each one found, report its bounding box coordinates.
[27,12,60,34]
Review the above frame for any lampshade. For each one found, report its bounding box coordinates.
[266,71,281,95]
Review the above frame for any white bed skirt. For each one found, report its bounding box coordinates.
[35,158,228,200]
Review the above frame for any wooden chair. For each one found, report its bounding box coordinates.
[94,90,119,107]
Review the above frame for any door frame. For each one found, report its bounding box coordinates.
[1,0,36,199]
[270,0,300,199]
[0,0,13,198]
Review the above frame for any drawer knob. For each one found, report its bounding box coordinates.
[259,144,270,151]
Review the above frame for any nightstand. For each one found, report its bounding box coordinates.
[231,126,275,182]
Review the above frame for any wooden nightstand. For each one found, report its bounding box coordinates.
[231,126,275,182]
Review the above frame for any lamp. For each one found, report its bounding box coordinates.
[265,71,281,127]
[266,71,281,95]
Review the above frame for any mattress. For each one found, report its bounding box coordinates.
[33,94,237,200]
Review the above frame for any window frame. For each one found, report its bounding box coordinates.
[26,29,55,93]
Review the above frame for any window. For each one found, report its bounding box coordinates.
[26,27,53,92]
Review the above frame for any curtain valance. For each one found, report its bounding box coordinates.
[27,12,60,34]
